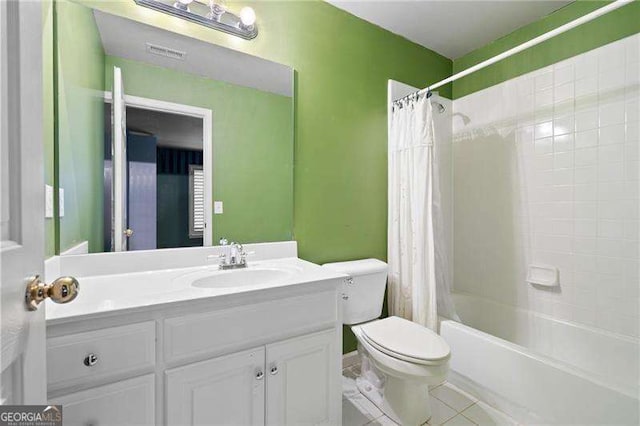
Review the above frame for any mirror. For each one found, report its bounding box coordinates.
[55,1,294,255]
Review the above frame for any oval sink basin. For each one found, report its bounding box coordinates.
[191,268,292,289]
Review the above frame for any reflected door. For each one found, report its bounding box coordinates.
[111,66,128,251]
[127,132,157,251]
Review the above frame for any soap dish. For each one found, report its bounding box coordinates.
[526,264,559,287]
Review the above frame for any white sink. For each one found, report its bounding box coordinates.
[190,268,295,289]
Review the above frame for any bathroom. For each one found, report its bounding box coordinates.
[0,0,638,425]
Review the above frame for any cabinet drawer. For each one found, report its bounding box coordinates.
[47,321,156,390]
[164,290,337,363]
[51,374,155,426]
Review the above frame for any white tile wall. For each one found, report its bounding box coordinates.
[452,34,640,339]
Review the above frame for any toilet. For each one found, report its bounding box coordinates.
[323,259,450,426]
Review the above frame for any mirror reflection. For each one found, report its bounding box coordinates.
[56,2,294,255]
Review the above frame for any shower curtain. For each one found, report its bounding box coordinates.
[387,95,457,331]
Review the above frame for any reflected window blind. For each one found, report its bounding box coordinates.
[189,165,205,237]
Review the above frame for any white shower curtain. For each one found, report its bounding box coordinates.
[387,95,457,331]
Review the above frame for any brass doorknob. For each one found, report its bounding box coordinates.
[25,275,79,311]
[124,228,134,238]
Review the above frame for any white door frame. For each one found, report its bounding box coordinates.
[104,92,213,246]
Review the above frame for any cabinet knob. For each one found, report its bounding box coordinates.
[270,365,278,375]
[84,353,99,367]
[255,370,264,380]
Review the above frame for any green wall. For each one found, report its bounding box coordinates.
[56,0,106,253]
[452,0,640,98]
[49,0,639,353]
[51,0,453,353]
[79,1,452,273]
[104,55,294,245]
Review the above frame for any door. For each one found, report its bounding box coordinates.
[126,132,157,251]
[0,0,46,404]
[165,347,265,426]
[111,66,128,251]
[266,329,340,426]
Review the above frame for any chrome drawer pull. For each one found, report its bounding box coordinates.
[84,353,99,367]
[270,365,278,375]
[255,370,264,380]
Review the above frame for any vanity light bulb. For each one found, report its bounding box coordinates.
[177,0,194,4]
[239,7,256,27]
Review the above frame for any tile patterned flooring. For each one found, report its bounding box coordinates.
[342,363,518,426]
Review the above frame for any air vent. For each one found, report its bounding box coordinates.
[145,43,186,60]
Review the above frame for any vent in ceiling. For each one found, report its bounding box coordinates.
[146,43,186,60]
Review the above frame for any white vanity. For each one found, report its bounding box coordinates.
[45,242,345,425]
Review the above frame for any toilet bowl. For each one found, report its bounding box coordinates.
[321,259,451,426]
[352,316,450,425]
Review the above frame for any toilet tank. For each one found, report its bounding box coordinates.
[322,259,388,325]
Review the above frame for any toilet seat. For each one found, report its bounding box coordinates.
[360,316,450,365]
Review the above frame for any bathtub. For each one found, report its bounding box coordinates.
[440,292,639,424]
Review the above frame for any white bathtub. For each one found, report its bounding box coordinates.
[440,292,639,424]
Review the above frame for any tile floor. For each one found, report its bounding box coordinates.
[342,363,518,426]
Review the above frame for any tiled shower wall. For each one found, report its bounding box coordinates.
[452,34,639,338]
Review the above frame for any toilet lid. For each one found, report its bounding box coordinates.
[360,316,450,362]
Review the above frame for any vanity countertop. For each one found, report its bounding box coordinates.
[46,256,347,325]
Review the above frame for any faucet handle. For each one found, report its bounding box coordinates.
[219,238,229,246]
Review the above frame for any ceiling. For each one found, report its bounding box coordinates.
[326,0,573,59]
[105,104,203,150]
[93,10,292,97]
[127,107,203,151]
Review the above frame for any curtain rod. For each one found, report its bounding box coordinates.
[414,0,632,98]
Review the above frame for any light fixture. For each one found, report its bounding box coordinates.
[134,0,258,40]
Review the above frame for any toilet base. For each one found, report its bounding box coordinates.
[356,350,432,425]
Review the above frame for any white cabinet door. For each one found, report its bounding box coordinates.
[166,347,265,426]
[51,374,155,426]
[266,329,340,426]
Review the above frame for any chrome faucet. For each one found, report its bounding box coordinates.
[217,238,248,270]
